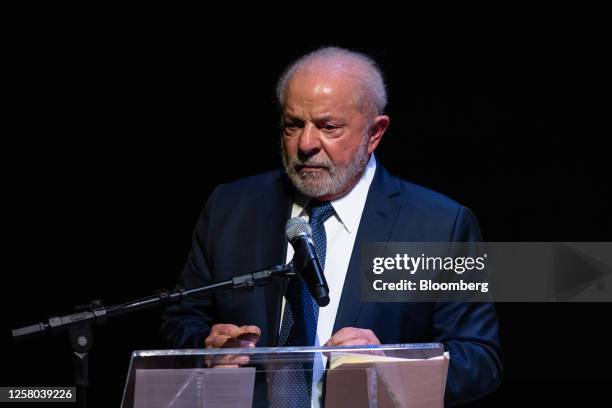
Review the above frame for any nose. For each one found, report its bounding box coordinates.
[297,123,321,155]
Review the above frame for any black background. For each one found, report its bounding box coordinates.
[2,3,610,407]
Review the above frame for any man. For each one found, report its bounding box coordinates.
[161,47,502,406]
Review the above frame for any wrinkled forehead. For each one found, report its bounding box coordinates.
[283,70,361,115]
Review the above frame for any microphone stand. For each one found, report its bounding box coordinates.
[11,263,294,408]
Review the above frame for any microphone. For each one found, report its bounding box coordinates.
[285,217,330,307]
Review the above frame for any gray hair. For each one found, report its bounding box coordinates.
[276,47,388,116]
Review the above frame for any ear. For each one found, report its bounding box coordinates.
[367,115,390,155]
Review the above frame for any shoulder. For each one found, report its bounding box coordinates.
[377,165,464,216]
[195,169,291,237]
[397,178,463,215]
[212,169,287,199]
[375,166,481,240]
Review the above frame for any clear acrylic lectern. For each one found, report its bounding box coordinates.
[121,343,449,408]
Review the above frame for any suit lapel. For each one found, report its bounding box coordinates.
[333,165,402,333]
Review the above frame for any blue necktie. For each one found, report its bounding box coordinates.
[270,200,334,407]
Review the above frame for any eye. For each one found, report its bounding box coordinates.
[320,123,343,134]
[283,125,297,135]
[283,120,303,134]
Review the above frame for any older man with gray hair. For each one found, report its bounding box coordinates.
[162,46,502,406]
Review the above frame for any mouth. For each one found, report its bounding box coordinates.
[297,165,328,173]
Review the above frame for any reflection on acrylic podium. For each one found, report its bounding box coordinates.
[121,343,449,408]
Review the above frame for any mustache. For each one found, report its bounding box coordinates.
[290,156,332,169]
[280,141,333,174]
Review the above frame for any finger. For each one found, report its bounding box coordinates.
[237,333,260,345]
[206,324,261,348]
[327,328,380,346]
[327,328,363,345]
[213,324,261,341]
[213,324,244,338]
[332,339,371,347]
[214,354,250,366]
[223,337,257,348]
[240,325,262,336]
[324,330,344,346]
[205,334,234,349]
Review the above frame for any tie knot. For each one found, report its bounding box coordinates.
[308,200,334,225]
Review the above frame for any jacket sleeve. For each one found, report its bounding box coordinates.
[437,206,503,406]
[160,186,222,348]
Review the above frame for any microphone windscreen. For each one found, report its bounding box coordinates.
[285,217,312,242]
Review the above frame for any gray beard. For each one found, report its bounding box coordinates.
[281,136,370,199]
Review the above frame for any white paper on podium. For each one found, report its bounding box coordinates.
[134,367,255,408]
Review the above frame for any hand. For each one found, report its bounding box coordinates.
[325,327,381,347]
[204,324,261,368]
[205,324,261,348]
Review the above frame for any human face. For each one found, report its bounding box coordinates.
[281,72,388,201]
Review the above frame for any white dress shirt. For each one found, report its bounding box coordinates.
[282,154,377,407]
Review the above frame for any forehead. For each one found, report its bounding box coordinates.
[283,70,360,117]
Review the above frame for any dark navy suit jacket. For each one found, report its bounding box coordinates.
[161,164,503,406]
